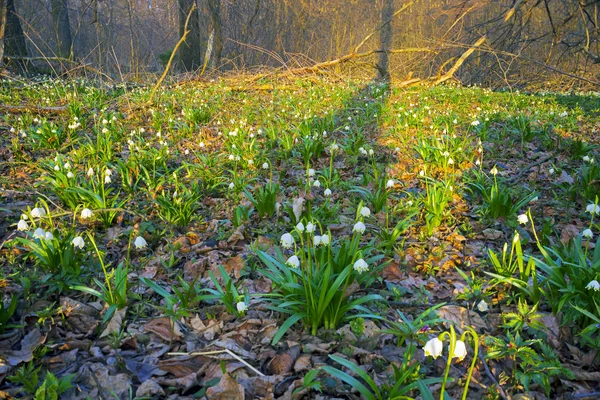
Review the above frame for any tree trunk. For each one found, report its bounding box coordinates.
[5,0,27,58]
[49,0,73,59]
[178,0,201,71]
[207,0,223,68]
[377,0,393,81]
[0,0,6,68]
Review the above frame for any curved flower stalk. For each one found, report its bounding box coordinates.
[423,325,480,400]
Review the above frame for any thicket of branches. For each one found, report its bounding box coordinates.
[1,0,600,87]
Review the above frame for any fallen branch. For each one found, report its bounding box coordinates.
[0,104,68,114]
[168,349,264,377]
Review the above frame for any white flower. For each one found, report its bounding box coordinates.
[33,228,46,239]
[360,207,370,217]
[308,169,315,177]
[368,149,374,156]
[17,219,29,231]
[583,156,590,162]
[236,301,248,313]
[452,340,468,361]
[477,300,489,312]
[134,236,147,249]
[423,338,443,359]
[262,162,269,169]
[67,171,75,179]
[586,280,600,291]
[313,235,322,246]
[105,168,112,176]
[104,175,112,184]
[286,255,300,268]
[72,236,85,249]
[54,165,60,171]
[353,221,366,233]
[281,233,294,248]
[586,204,600,215]
[44,231,54,241]
[296,222,305,232]
[324,188,332,197]
[63,162,71,169]
[87,168,94,177]
[306,222,315,233]
[353,259,369,274]
[81,208,93,219]
[386,179,395,188]
[582,229,594,239]
[321,234,330,245]
[490,166,498,176]
[228,182,235,189]
[447,158,454,165]
[471,120,480,126]
[313,180,321,188]
[30,208,46,218]
[548,168,555,175]
[330,143,339,152]
[517,214,528,225]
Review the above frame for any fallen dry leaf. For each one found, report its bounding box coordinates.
[205,372,245,400]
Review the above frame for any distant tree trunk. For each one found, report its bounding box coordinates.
[207,0,223,68]
[377,0,393,80]
[5,0,27,58]
[0,0,6,68]
[49,0,73,59]
[178,0,201,71]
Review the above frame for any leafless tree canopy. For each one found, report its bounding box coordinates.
[1,0,599,86]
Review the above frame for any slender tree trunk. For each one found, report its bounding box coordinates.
[207,0,222,68]
[378,0,393,80]
[0,0,6,68]
[5,0,27,58]
[178,0,201,71]
[49,0,72,59]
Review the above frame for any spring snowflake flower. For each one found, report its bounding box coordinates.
[471,120,480,126]
[586,204,600,215]
[360,207,371,217]
[517,214,528,225]
[54,165,60,171]
[324,188,332,197]
[262,162,269,169]
[313,180,321,188]
[229,182,235,190]
[33,228,46,239]
[104,175,112,184]
[134,236,147,249]
[353,221,366,233]
[30,208,46,218]
[452,340,468,361]
[583,156,591,162]
[17,219,29,231]
[87,168,94,177]
[586,280,600,291]
[490,166,498,176]
[296,222,305,232]
[72,236,85,249]
[582,229,594,239]
[353,259,369,274]
[306,222,315,233]
[81,208,93,219]
[63,162,71,169]
[423,338,443,359]
[330,143,339,152]
[548,168,554,175]
[286,255,300,268]
[477,300,489,312]
[236,301,248,313]
[44,231,54,241]
[321,234,330,245]
[105,168,112,176]
[307,169,315,177]
[447,158,454,165]
[281,233,294,248]
[386,179,395,188]
[313,235,322,246]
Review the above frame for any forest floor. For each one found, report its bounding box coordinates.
[0,74,600,399]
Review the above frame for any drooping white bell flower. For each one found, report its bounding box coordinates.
[134,236,148,249]
[353,221,366,234]
[452,340,468,361]
[423,337,443,359]
[72,236,85,249]
[280,233,294,249]
[17,219,29,231]
[81,208,93,219]
[353,259,368,274]
[286,255,300,268]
